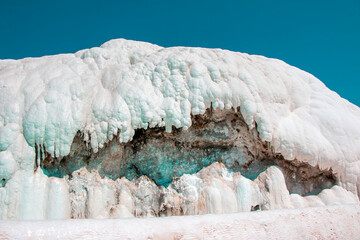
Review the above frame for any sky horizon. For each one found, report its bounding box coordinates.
[1,0,359,106]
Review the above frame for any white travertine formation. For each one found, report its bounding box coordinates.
[0,39,359,221]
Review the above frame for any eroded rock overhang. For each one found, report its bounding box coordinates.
[1,108,358,220]
[42,109,336,196]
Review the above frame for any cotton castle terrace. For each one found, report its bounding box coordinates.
[0,39,359,238]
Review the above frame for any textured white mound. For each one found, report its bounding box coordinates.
[0,38,359,198]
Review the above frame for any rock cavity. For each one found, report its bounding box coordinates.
[40,109,336,196]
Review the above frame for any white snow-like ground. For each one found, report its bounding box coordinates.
[1,204,360,240]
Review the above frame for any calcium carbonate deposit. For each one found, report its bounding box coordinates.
[0,39,359,239]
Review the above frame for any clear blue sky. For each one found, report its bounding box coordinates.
[0,0,359,106]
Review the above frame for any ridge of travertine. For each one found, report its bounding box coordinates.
[0,38,359,213]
